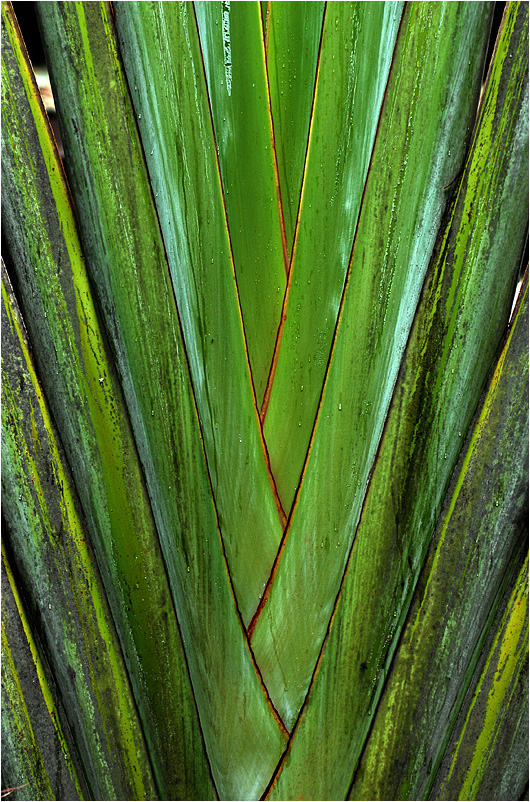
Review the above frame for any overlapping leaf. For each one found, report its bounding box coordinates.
[112,0,285,622]
[2,544,84,800]
[266,5,528,797]
[36,3,286,798]
[350,282,529,800]
[251,1,494,730]
[1,1,528,800]
[2,268,155,799]
[261,1,404,511]
[266,1,324,255]
[1,6,214,797]
[431,550,529,801]
[195,0,287,405]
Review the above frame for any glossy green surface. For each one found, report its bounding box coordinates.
[266,1,325,254]
[37,3,286,797]
[262,1,403,510]
[113,1,284,623]
[195,1,287,405]
[1,272,155,800]
[1,7,213,797]
[431,552,529,802]
[266,5,527,795]
[350,285,529,800]
[253,2,493,731]
[2,548,84,801]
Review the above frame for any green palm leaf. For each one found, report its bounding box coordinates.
[2,267,155,799]
[251,1,496,729]
[1,6,214,796]
[195,0,288,404]
[2,1,527,800]
[349,282,528,801]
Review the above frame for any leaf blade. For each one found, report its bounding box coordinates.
[36,3,287,796]
[2,545,85,801]
[349,282,529,800]
[266,0,325,254]
[1,269,155,800]
[262,1,404,511]
[253,1,493,731]
[195,0,287,406]
[431,551,529,802]
[1,5,215,797]
[113,0,285,623]
[266,5,527,795]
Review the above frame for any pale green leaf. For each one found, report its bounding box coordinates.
[113,0,285,623]
[252,1,493,732]
[195,0,287,405]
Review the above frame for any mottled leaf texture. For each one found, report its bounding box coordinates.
[2,545,84,801]
[350,282,529,800]
[2,267,155,800]
[1,5,214,797]
[430,549,529,802]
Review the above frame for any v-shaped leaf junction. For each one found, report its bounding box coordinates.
[5,1,527,801]
[189,0,513,740]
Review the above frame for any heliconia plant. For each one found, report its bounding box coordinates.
[1,1,528,800]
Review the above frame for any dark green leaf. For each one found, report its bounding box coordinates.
[1,6,214,796]
[1,268,155,800]
[350,283,529,800]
